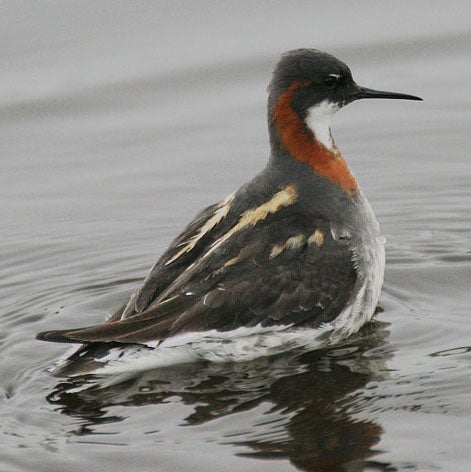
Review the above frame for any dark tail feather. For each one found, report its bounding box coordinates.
[36,296,185,344]
[36,329,83,343]
[36,316,171,344]
[48,342,154,377]
[50,343,118,376]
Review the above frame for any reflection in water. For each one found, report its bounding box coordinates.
[48,322,396,471]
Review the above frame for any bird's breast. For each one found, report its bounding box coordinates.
[328,191,385,339]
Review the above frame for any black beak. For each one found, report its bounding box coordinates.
[352,85,422,102]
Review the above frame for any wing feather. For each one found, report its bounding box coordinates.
[37,209,357,344]
[119,195,235,319]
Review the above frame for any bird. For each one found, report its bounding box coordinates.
[37,48,421,377]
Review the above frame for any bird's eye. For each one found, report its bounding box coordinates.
[323,74,340,87]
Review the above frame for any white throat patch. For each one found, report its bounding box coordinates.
[305,100,339,151]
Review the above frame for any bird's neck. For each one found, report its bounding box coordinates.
[269,82,358,195]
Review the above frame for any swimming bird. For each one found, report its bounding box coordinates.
[37,49,421,377]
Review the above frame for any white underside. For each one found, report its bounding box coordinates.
[57,323,337,379]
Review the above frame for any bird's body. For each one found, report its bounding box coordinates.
[37,49,421,377]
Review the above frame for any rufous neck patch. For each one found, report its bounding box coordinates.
[273,81,358,195]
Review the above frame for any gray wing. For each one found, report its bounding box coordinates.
[111,193,235,321]
[37,209,357,344]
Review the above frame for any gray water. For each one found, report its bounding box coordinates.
[1,2,471,471]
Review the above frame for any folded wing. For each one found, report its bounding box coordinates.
[37,206,357,344]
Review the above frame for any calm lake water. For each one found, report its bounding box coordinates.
[1,2,470,471]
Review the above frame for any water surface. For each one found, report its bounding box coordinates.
[1,2,470,471]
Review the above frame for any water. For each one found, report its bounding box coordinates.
[1,1,470,471]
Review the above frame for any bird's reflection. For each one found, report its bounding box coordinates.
[48,321,395,471]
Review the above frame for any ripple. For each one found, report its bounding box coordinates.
[1,3,471,471]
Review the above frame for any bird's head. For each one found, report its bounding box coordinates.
[268,48,422,122]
